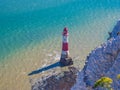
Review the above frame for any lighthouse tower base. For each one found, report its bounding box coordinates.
[60,57,73,66]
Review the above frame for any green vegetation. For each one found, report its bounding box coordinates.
[94,74,120,90]
[94,77,113,90]
[117,74,120,79]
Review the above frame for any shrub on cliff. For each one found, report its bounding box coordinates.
[94,77,113,90]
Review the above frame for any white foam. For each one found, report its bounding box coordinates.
[42,64,46,68]
[54,54,60,60]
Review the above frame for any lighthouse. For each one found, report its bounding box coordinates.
[60,27,73,66]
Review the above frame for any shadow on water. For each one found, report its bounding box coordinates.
[28,61,63,76]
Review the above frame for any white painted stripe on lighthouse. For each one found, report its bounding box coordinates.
[62,51,69,55]
[63,36,68,43]
[61,51,69,58]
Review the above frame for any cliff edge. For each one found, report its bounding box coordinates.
[72,21,120,90]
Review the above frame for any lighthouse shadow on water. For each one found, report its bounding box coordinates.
[28,27,73,76]
[28,61,60,76]
[28,61,73,76]
[28,62,72,76]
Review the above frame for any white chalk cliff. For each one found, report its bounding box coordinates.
[71,21,120,90]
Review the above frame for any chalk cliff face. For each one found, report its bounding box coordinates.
[108,20,120,39]
[71,21,120,90]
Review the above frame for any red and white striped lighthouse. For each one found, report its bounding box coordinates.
[61,27,69,59]
[60,27,73,66]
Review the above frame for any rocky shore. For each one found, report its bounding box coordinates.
[31,67,78,90]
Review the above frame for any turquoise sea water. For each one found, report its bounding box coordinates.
[1,0,120,61]
[1,0,120,90]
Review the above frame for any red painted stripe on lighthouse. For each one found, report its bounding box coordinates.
[62,43,68,51]
[63,27,68,36]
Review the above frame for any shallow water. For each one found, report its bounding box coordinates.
[0,0,120,90]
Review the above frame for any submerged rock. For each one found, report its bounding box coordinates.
[31,67,78,90]
[72,21,120,90]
